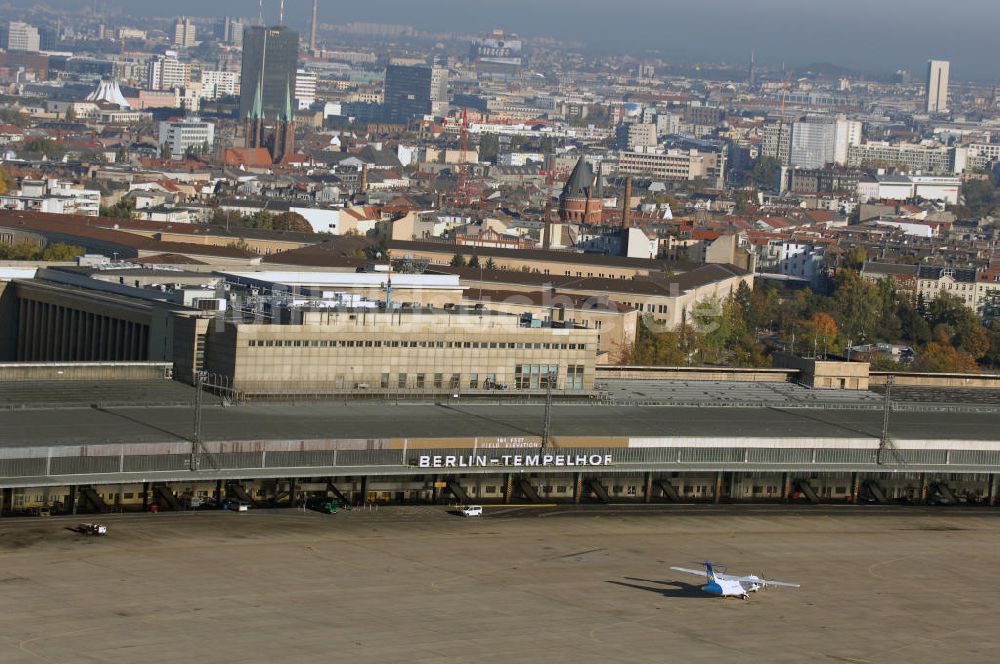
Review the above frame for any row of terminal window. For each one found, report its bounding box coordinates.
[247,339,588,351]
[620,302,669,314]
[514,364,586,390]
[562,271,625,279]
[371,365,587,390]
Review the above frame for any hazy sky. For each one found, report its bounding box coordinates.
[33,0,1000,80]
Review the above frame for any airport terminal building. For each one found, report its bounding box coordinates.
[0,363,999,514]
[2,266,597,395]
[2,262,1000,517]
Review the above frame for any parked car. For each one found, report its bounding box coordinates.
[306,497,339,514]
[461,505,483,517]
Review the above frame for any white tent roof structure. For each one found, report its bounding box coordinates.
[86,79,131,109]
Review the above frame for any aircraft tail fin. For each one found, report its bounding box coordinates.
[700,562,718,583]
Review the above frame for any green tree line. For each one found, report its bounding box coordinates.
[0,241,85,261]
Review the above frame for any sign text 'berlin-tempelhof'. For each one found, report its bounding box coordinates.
[418,454,614,469]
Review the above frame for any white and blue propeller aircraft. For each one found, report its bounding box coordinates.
[670,562,800,600]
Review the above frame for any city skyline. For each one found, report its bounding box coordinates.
[19,0,1000,80]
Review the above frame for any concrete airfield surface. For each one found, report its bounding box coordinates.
[0,506,997,663]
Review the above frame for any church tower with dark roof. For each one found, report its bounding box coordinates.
[557,156,604,224]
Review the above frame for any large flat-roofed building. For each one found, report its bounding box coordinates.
[3,264,597,395]
[617,149,723,182]
[158,119,215,161]
[6,267,217,373]
[442,263,754,331]
[207,307,596,395]
[847,142,954,174]
[465,289,639,364]
[220,270,465,308]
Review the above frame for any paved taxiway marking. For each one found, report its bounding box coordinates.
[17,625,111,663]
[866,553,925,579]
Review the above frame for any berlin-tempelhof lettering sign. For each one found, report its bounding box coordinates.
[418,453,614,469]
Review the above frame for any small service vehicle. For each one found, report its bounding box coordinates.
[461,505,483,517]
[77,523,108,536]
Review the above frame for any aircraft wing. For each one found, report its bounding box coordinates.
[669,566,708,578]
[760,579,800,588]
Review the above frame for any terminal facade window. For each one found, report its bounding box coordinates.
[514,364,558,389]
[246,337,587,351]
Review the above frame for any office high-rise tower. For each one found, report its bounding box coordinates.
[174,17,196,48]
[384,64,433,123]
[6,22,41,52]
[240,25,299,164]
[239,25,299,121]
[383,64,448,123]
[926,60,950,114]
[310,0,318,51]
[217,17,245,47]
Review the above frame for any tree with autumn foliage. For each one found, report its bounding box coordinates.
[272,211,313,233]
[624,319,689,366]
[912,341,980,373]
[810,312,838,356]
[0,167,14,195]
